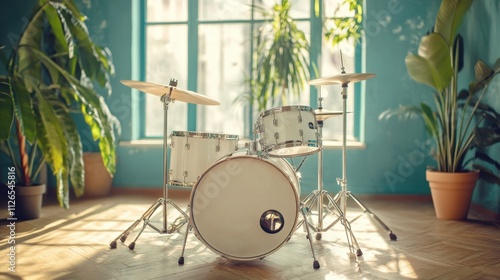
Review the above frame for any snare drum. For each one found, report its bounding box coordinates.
[169,131,239,187]
[190,152,300,261]
[256,105,320,157]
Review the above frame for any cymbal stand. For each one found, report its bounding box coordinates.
[332,78,397,241]
[299,93,362,257]
[110,79,189,250]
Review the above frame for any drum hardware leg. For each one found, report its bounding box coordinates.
[110,79,190,250]
[334,191,397,241]
[299,121,340,238]
[110,198,162,249]
[292,156,308,173]
[109,197,189,250]
[330,80,396,242]
[296,89,362,258]
[326,196,362,257]
[165,200,190,233]
[299,204,320,269]
[178,217,191,265]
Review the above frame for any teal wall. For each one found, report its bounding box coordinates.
[461,0,500,213]
[1,0,498,214]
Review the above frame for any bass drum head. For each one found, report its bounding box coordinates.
[190,154,299,261]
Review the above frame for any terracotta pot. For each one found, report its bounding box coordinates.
[426,170,479,220]
[17,184,46,220]
[83,152,113,197]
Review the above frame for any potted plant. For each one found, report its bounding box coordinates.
[0,0,120,218]
[380,0,500,219]
[242,0,314,111]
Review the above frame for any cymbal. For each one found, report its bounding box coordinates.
[121,80,220,105]
[314,109,349,121]
[308,73,376,86]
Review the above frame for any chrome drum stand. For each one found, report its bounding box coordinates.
[302,69,397,257]
[110,79,219,250]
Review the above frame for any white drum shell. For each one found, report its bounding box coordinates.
[169,131,238,187]
[190,153,300,261]
[257,105,320,157]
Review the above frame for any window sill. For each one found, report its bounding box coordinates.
[120,139,366,149]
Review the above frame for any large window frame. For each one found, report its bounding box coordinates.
[137,0,363,143]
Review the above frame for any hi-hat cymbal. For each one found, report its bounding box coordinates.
[314,109,350,121]
[121,80,220,105]
[308,73,376,86]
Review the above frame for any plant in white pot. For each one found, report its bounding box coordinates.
[380,0,500,219]
[0,0,120,218]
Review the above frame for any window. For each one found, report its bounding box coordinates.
[142,0,359,142]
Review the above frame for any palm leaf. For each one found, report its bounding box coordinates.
[58,4,111,93]
[405,33,453,93]
[250,0,311,110]
[31,47,118,175]
[46,90,85,197]
[44,2,71,57]
[0,78,14,140]
[10,75,37,143]
[420,103,439,138]
[434,0,473,46]
[33,88,70,208]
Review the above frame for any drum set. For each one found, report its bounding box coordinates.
[110,71,397,270]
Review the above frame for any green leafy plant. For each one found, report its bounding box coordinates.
[380,0,500,184]
[246,0,314,111]
[0,0,120,208]
[323,0,363,48]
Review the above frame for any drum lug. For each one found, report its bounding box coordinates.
[216,138,221,152]
[273,118,278,126]
[274,132,280,140]
[297,115,302,123]
[185,135,190,150]
[299,129,305,143]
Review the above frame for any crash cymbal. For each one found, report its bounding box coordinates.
[121,80,220,105]
[314,109,350,121]
[308,73,376,86]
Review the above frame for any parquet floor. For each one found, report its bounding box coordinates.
[1,190,499,280]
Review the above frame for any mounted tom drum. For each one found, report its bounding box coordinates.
[169,131,239,187]
[256,105,320,157]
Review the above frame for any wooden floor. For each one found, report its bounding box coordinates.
[1,190,499,280]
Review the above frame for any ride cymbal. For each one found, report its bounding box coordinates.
[308,73,376,86]
[121,80,220,105]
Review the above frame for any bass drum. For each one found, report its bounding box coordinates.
[190,152,300,261]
